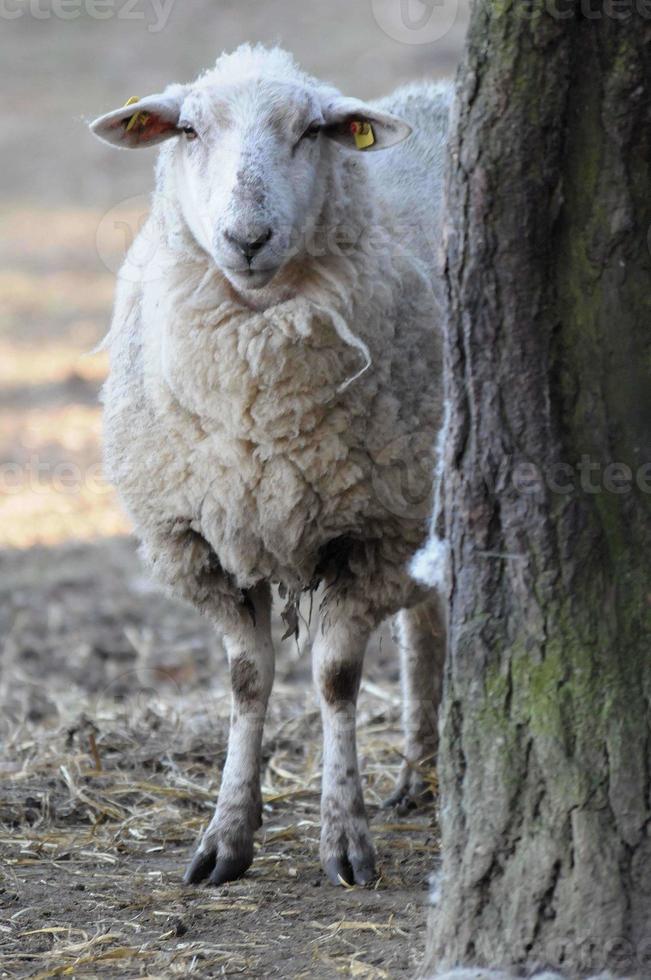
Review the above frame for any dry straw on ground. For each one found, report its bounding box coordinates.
[1,538,439,978]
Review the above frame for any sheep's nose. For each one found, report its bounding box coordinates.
[224,227,273,262]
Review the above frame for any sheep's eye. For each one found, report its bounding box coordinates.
[301,122,321,141]
[181,125,198,141]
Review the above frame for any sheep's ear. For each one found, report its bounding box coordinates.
[90,89,185,149]
[322,97,412,152]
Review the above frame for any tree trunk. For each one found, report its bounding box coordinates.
[428,2,651,976]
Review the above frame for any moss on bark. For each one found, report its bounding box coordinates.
[429,2,651,975]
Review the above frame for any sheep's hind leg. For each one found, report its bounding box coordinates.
[313,615,376,887]
[185,581,275,887]
[382,592,446,814]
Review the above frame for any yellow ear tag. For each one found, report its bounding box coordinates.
[123,96,150,133]
[351,120,375,150]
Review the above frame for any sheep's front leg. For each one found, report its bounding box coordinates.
[313,617,376,887]
[185,582,274,887]
[383,592,446,813]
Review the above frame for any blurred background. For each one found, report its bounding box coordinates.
[1,0,468,549]
[1,3,470,976]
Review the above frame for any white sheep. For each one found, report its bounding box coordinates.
[90,44,451,888]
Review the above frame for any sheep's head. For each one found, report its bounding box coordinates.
[90,46,412,296]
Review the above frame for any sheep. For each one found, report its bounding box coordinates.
[90,44,452,888]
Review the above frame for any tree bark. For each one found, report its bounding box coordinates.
[428,2,651,976]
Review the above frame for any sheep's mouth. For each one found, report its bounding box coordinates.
[223,265,281,291]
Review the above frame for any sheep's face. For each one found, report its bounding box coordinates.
[91,63,412,297]
[175,80,336,294]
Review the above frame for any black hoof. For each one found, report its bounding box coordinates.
[324,856,354,886]
[184,843,253,887]
[350,855,376,885]
[208,855,251,887]
[381,780,433,816]
[183,848,216,885]
[323,854,377,887]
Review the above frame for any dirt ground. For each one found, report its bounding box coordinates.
[1,537,441,978]
[0,2,468,976]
